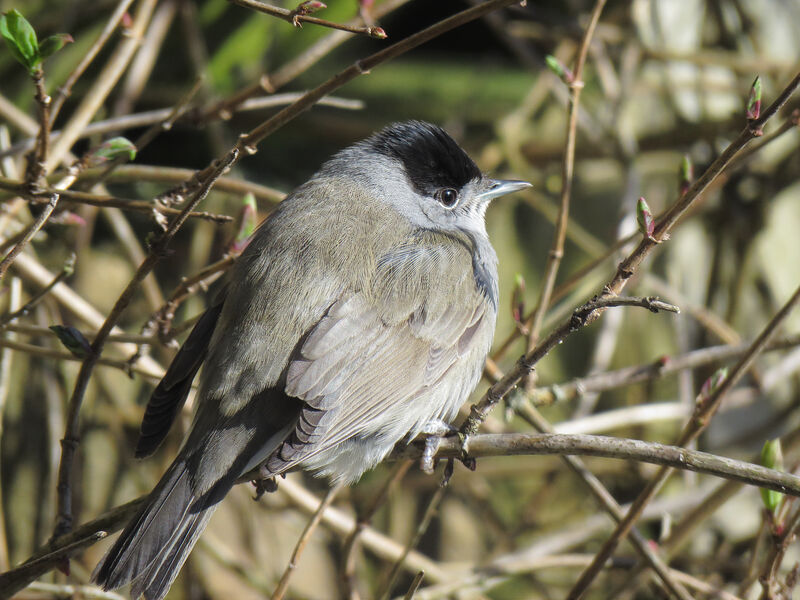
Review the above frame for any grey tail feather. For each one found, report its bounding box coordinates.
[91,459,225,600]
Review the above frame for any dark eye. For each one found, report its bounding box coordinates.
[435,188,459,208]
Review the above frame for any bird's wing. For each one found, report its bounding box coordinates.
[136,300,225,458]
[265,237,493,477]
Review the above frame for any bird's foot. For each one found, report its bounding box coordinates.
[418,420,476,475]
[252,464,280,499]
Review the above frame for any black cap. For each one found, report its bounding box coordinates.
[367,121,481,196]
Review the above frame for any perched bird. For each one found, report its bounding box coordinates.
[93,121,530,599]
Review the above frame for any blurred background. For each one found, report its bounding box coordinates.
[1,0,800,598]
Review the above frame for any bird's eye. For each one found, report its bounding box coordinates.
[435,188,459,208]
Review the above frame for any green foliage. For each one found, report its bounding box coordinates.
[87,137,137,166]
[0,9,71,74]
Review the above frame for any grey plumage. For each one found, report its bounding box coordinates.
[92,121,530,599]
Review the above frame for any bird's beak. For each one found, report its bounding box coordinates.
[478,179,532,202]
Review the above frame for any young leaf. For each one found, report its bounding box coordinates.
[697,367,728,404]
[0,10,40,73]
[88,137,137,166]
[746,76,762,121]
[39,33,73,58]
[545,55,573,84]
[760,438,784,513]
[636,197,655,241]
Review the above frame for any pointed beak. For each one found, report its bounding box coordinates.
[478,179,532,202]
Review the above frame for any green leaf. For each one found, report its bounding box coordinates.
[39,33,73,58]
[0,9,41,72]
[760,439,784,513]
[88,137,137,166]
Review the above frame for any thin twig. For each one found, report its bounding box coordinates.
[204,0,410,121]
[0,497,145,596]
[48,0,136,122]
[0,254,74,327]
[230,0,387,39]
[515,404,694,600]
[0,193,58,282]
[52,151,237,538]
[403,571,425,600]
[0,178,232,223]
[0,338,163,380]
[530,333,800,405]
[567,280,800,599]
[378,483,446,600]
[0,94,363,160]
[525,0,607,391]
[462,295,679,435]
[28,68,52,188]
[270,484,342,600]
[86,164,286,204]
[340,461,412,599]
[45,0,158,173]
[412,553,743,600]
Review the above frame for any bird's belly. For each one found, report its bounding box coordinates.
[301,350,486,485]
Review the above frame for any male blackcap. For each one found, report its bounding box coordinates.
[93,121,530,599]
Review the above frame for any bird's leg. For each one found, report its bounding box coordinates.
[251,463,279,499]
[418,419,476,474]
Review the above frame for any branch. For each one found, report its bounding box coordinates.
[0,497,145,596]
[530,333,800,405]
[0,177,232,223]
[230,0,387,39]
[52,151,237,538]
[392,433,800,497]
[461,295,679,435]
[0,254,73,327]
[0,94,363,160]
[203,0,410,121]
[48,0,136,122]
[28,67,51,188]
[525,0,607,386]
[568,280,800,598]
[270,484,342,600]
[514,404,693,600]
[0,193,58,282]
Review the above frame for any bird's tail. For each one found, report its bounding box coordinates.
[92,457,225,600]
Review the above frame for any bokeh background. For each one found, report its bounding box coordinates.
[1,0,800,598]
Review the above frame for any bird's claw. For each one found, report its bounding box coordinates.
[418,420,475,474]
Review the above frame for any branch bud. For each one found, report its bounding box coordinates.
[545,55,574,84]
[636,197,655,241]
[760,438,784,513]
[746,75,762,121]
[679,154,693,196]
[49,325,92,358]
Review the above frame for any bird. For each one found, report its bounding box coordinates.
[92,120,530,600]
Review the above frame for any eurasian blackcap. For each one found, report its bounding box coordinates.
[93,121,530,599]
